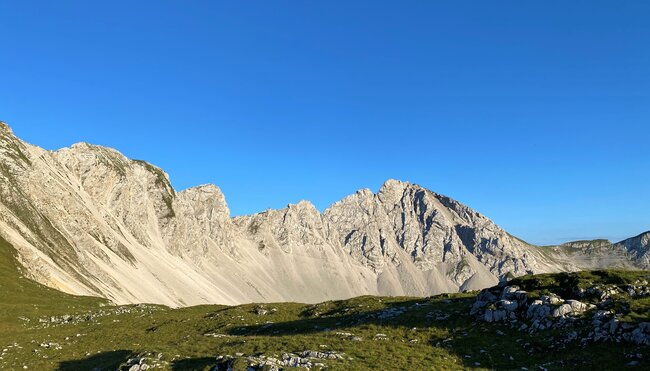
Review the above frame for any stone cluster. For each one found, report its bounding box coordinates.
[471,280,650,346]
[212,350,345,370]
[35,305,161,329]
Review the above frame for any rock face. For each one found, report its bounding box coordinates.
[0,121,646,306]
[618,232,650,268]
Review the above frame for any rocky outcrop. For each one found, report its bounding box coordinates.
[471,278,650,346]
[0,121,645,306]
[210,350,345,371]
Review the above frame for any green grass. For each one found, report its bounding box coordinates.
[0,236,648,370]
[510,270,649,299]
[0,237,109,325]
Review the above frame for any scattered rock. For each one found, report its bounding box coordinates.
[471,281,650,346]
[214,350,345,370]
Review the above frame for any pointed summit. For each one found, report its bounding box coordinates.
[0,121,16,138]
[378,179,429,196]
[618,231,650,248]
[0,121,32,166]
[380,178,408,190]
[291,199,318,211]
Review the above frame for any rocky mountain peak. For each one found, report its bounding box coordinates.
[70,141,93,149]
[0,120,645,307]
[625,231,650,242]
[177,184,230,220]
[354,188,374,198]
[617,231,650,265]
[0,121,11,133]
[377,179,413,204]
[182,183,223,196]
[65,141,130,162]
[618,231,650,248]
[0,122,19,144]
[289,200,319,212]
[0,123,32,170]
[379,178,409,192]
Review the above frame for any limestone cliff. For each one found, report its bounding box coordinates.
[0,122,644,306]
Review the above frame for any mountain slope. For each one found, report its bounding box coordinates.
[0,121,644,306]
[618,232,650,267]
[0,234,108,337]
[1,252,648,370]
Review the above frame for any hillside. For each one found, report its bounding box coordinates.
[0,235,648,370]
[0,236,108,332]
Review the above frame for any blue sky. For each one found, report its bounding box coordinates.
[0,1,648,245]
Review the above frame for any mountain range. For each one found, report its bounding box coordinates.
[0,121,647,307]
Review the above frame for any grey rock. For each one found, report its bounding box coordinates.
[497,300,519,312]
[500,286,520,300]
[552,300,593,318]
[527,301,551,320]
[0,121,646,307]
[540,294,564,306]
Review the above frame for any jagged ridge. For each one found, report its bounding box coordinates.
[0,121,646,306]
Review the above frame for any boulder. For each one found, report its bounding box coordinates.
[496,300,518,312]
[552,300,593,318]
[540,293,563,305]
[484,309,507,322]
[477,289,498,303]
[500,286,520,300]
[470,301,488,316]
[527,300,551,320]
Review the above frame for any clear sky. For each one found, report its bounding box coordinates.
[0,1,648,245]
